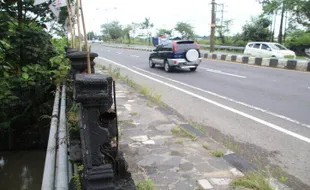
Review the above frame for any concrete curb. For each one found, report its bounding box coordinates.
[102,44,310,72]
[203,52,310,72]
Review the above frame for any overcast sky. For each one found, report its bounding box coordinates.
[82,0,263,37]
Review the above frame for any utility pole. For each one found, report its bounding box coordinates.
[210,0,216,52]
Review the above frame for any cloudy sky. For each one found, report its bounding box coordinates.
[82,0,263,37]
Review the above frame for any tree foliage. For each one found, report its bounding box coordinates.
[140,17,154,31]
[285,30,310,56]
[240,16,271,42]
[140,17,153,45]
[156,29,172,37]
[122,25,132,43]
[101,21,123,40]
[175,22,195,40]
[0,0,70,149]
[217,19,233,44]
[87,31,96,40]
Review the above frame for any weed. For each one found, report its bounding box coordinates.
[77,165,84,172]
[130,112,138,116]
[67,111,79,123]
[151,94,162,105]
[196,125,206,134]
[171,128,180,134]
[211,151,224,157]
[137,180,154,190]
[146,102,154,108]
[139,87,149,97]
[202,143,209,150]
[271,167,288,183]
[170,127,197,141]
[279,176,288,183]
[67,103,80,140]
[189,121,207,135]
[39,115,51,120]
[68,103,78,113]
[232,171,273,190]
[106,67,164,108]
[72,174,82,190]
[174,140,183,145]
[223,139,240,153]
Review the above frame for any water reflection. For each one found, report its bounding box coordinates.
[0,151,45,190]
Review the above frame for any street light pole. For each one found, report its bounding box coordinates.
[210,0,216,52]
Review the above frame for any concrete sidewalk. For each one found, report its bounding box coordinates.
[95,68,289,190]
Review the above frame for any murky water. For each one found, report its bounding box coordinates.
[0,151,45,190]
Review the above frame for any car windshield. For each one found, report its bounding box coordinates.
[269,43,287,50]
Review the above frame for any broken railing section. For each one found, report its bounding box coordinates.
[66,49,131,189]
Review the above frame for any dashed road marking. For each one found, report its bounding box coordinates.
[130,55,139,58]
[200,67,247,78]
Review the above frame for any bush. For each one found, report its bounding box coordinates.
[285,30,310,56]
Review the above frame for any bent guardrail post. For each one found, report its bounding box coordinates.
[75,74,117,190]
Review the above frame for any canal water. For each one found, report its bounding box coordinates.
[0,151,45,190]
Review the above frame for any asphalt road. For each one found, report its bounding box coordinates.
[92,43,310,189]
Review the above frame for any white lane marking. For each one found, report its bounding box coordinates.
[308,87,310,89]
[130,55,139,58]
[200,67,247,78]
[98,57,310,144]
[116,52,122,54]
[133,66,310,129]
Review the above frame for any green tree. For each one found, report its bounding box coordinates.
[285,30,310,56]
[216,19,233,44]
[240,16,271,42]
[287,0,310,29]
[101,21,123,40]
[130,22,141,43]
[122,25,133,44]
[175,22,195,40]
[260,0,281,41]
[87,31,96,40]
[156,29,172,37]
[140,17,154,46]
[260,0,310,43]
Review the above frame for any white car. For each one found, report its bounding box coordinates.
[244,42,296,59]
